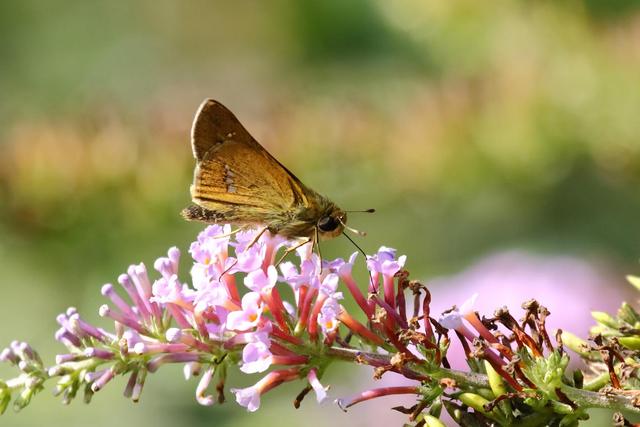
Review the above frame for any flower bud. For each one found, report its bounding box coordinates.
[484,360,507,398]
[618,336,640,351]
[626,275,640,292]
[591,311,618,329]
[423,414,447,427]
[458,392,491,413]
[561,331,590,357]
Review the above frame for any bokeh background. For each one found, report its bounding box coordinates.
[2,1,640,425]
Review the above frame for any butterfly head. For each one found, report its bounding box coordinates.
[316,208,347,240]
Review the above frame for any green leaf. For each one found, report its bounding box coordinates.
[618,336,640,350]
[423,414,447,427]
[561,331,590,357]
[484,360,507,398]
[0,388,10,415]
[618,302,640,326]
[591,311,618,329]
[522,351,569,395]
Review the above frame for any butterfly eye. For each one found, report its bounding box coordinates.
[317,216,340,232]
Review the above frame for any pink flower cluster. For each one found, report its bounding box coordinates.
[46,225,406,412]
[6,225,630,425]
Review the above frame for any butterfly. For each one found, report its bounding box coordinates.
[182,99,360,244]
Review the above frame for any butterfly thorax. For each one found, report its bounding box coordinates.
[272,195,346,240]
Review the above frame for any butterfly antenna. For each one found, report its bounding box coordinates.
[345,208,376,213]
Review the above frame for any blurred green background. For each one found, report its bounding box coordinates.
[1,0,640,425]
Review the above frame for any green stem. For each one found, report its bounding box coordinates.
[327,347,640,414]
[561,386,640,414]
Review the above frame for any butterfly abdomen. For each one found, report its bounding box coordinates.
[181,204,228,222]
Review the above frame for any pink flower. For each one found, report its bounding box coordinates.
[195,366,215,406]
[231,384,261,412]
[231,369,300,412]
[438,293,478,333]
[307,368,328,403]
[226,292,263,331]
[280,255,320,290]
[231,244,265,273]
[150,275,194,306]
[319,273,340,297]
[153,247,181,280]
[240,341,273,374]
[318,296,342,336]
[244,266,278,294]
[193,278,231,312]
[366,246,406,277]
[189,224,232,266]
[335,252,359,277]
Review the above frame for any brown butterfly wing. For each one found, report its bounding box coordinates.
[186,99,311,224]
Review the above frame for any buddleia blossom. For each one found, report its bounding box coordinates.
[0,226,400,413]
[2,225,640,426]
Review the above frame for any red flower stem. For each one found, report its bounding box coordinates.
[258,368,301,395]
[455,330,473,358]
[297,285,308,316]
[396,281,407,325]
[489,342,515,360]
[295,287,318,334]
[382,322,413,355]
[269,341,298,356]
[371,295,407,329]
[174,331,211,352]
[337,386,420,410]
[413,290,421,319]
[262,242,276,272]
[166,304,192,329]
[222,274,241,304]
[341,274,373,318]
[513,364,537,389]
[193,312,209,339]
[498,312,543,357]
[482,346,507,367]
[367,272,379,314]
[338,310,384,346]
[271,287,288,321]
[308,294,328,341]
[324,330,337,347]
[383,276,396,309]
[465,313,499,344]
[422,288,434,340]
[271,326,304,346]
[271,354,309,366]
[262,291,288,332]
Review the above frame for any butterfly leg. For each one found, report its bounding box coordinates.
[275,237,313,267]
[218,259,238,281]
[215,226,246,239]
[201,226,246,241]
[314,227,323,272]
[246,226,270,249]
